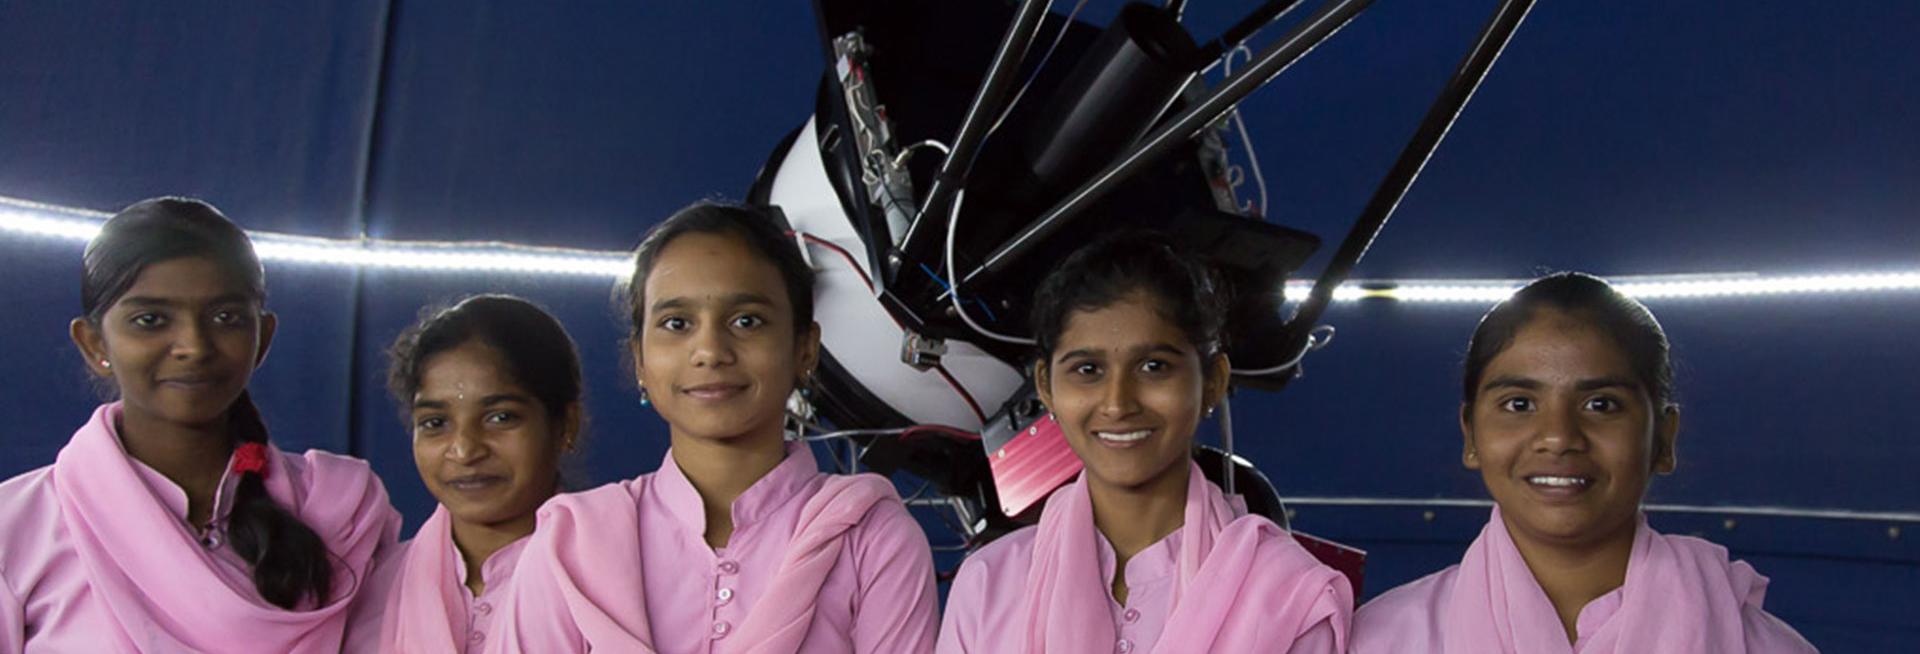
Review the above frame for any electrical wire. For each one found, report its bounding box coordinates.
[796,419,983,554]
[1231,323,1335,375]
[1222,45,1269,218]
[891,139,952,170]
[931,366,990,423]
[799,423,982,443]
[797,421,982,477]
[799,426,910,442]
[796,231,878,294]
[900,477,936,504]
[1217,395,1235,496]
[944,189,1038,345]
[841,65,893,188]
[794,231,990,424]
[902,424,985,441]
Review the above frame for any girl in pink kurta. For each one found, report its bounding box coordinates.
[0,198,400,653]
[938,233,1352,654]
[492,202,939,653]
[363,295,588,653]
[1351,272,1815,654]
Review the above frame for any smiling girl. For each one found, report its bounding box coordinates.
[491,202,939,653]
[369,295,584,653]
[0,197,400,652]
[937,232,1352,654]
[1350,272,1814,653]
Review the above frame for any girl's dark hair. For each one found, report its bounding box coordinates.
[621,201,815,337]
[1462,272,1676,413]
[80,197,332,609]
[1029,230,1229,372]
[80,198,265,324]
[386,294,584,427]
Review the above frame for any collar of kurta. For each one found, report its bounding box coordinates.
[453,529,532,590]
[124,430,244,535]
[1094,519,1181,595]
[653,441,821,539]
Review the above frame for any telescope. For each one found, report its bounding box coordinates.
[745,0,1534,545]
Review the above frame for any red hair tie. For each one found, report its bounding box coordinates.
[230,442,271,479]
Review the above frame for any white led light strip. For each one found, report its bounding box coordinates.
[6,194,1918,300]
[1,195,631,278]
[1281,270,1920,303]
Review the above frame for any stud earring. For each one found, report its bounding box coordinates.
[100,360,110,369]
[1205,406,1216,419]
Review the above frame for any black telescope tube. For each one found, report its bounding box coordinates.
[896,0,1051,274]
[960,0,1375,288]
[1016,3,1203,210]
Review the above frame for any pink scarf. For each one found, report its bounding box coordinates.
[1444,505,1777,653]
[507,471,896,653]
[1020,462,1352,653]
[377,505,477,653]
[50,402,395,653]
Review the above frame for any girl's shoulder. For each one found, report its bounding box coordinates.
[0,465,57,522]
[0,466,62,565]
[1349,564,1460,653]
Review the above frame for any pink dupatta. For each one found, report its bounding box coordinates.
[1019,462,1352,653]
[495,471,896,653]
[50,402,396,653]
[1442,505,1811,653]
[376,505,475,653]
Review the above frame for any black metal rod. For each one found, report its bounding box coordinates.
[960,0,1374,287]
[1279,0,1536,361]
[1203,0,1306,60]
[896,0,1051,269]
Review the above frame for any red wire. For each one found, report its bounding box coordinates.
[930,366,989,424]
[905,424,983,441]
[793,231,990,425]
[796,232,876,294]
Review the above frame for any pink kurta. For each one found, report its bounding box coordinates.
[367,504,529,653]
[937,464,1351,654]
[491,443,939,653]
[1352,506,1817,654]
[0,403,400,653]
